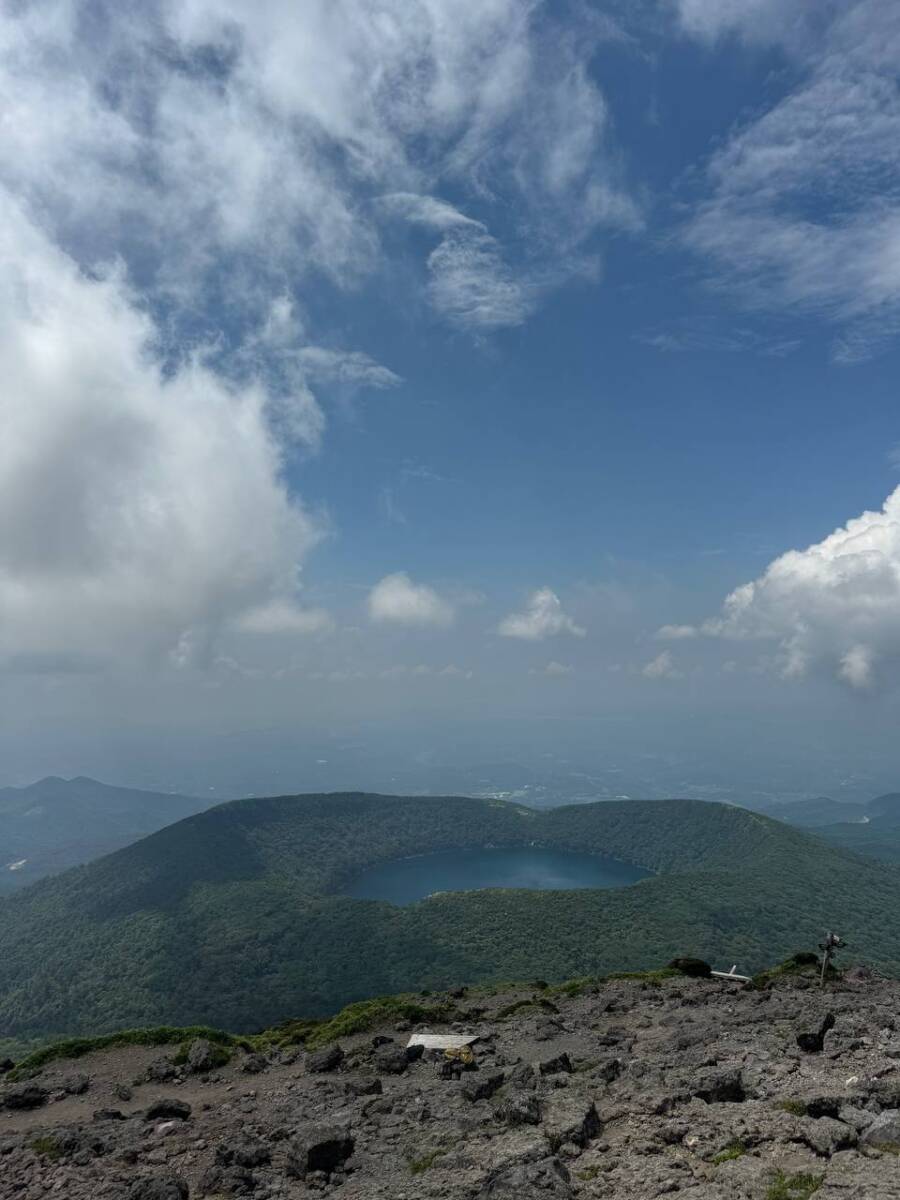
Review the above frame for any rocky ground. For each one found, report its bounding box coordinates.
[4,969,900,1199]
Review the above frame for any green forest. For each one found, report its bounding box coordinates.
[2,792,899,1053]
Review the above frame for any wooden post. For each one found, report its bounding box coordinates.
[819,931,843,987]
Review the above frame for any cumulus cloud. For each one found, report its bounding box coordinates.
[642,650,680,680]
[0,192,320,668]
[656,624,698,640]
[368,573,455,627]
[698,486,900,689]
[498,589,586,641]
[678,1,900,359]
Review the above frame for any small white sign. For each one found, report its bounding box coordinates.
[406,1033,478,1050]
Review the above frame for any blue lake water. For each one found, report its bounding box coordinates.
[345,846,651,906]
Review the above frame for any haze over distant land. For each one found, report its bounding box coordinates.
[3,1,900,786]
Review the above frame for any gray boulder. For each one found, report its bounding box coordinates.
[128,1175,188,1200]
[61,1073,90,1095]
[145,1099,191,1121]
[543,1096,602,1151]
[306,1044,344,1073]
[496,1092,542,1126]
[1,1084,48,1110]
[863,1111,900,1150]
[216,1137,271,1168]
[145,1058,177,1082]
[373,1045,409,1075]
[539,1053,573,1076]
[461,1070,505,1103]
[185,1038,223,1074]
[288,1123,354,1177]
[694,1068,745,1103]
[481,1156,572,1197]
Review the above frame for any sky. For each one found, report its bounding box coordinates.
[4,0,900,800]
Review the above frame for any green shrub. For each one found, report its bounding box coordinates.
[776,1099,808,1116]
[765,1170,824,1200]
[28,1137,61,1160]
[667,957,712,978]
[408,1149,446,1174]
[712,1140,746,1164]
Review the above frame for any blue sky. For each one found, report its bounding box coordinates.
[3,0,900,796]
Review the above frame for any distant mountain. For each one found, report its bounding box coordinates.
[769,790,900,864]
[866,793,900,825]
[0,776,212,892]
[3,791,899,1047]
[756,795,867,827]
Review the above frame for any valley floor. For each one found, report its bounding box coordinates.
[4,970,900,1198]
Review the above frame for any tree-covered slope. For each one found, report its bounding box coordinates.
[1,792,897,1044]
[0,776,211,893]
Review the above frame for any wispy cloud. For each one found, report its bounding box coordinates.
[679,1,900,360]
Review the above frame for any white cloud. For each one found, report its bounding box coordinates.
[0,1,641,677]
[0,1,637,341]
[439,663,473,679]
[679,1,900,359]
[699,485,900,689]
[294,347,402,391]
[368,573,455,627]
[642,650,680,679]
[498,588,586,641]
[530,661,575,676]
[674,0,835,47]
[380,192,533,329]
[0,192,320,669]
[656,623,698,640]
[235,601,334,636]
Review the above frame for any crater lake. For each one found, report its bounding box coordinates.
[345,846,652,905]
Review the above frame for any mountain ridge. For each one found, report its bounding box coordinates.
[3,792,899,1050]
[0,775,213,893]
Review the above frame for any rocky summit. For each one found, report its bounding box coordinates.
[4,968,900,1200]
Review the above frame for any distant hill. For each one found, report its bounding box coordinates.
[756,795,867,827]
[2,791,900,1048]
[775,791,900,865]
[0,776,212,892]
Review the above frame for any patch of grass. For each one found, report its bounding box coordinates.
[256,994,460,1051]
[9,1025,241,1081]
[576,1165,601,1181]
[408,1148,446,1175]
[753,952,835,990]
[712,1140,746,1165]
[548,976,598,998]
[606,968,679,986]
[765,1170,824,1200]
[496,996,559,1020]
[775,1099,808,1117]
[28,1137,61,1160]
